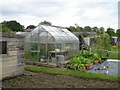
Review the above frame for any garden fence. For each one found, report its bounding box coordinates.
[91,49,119,59]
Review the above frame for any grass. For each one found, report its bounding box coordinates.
[105,57,119,59]
[111,46,119,51]
[25,66,120,81]
[103,52,119,59]
[91,49,119,59]
[90,45,119,59]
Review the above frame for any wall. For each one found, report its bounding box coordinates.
[0,33,25,80]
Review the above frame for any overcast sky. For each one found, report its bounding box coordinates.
[1,0,119,30]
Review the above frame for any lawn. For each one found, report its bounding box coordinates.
[25,65,119,81]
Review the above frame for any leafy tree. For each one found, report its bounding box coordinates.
[96,33,111,50]
[116,29,120,41]
[40,20,52,25]
[106,28,115,36]
[76,26,84,32]
[116,29,120,36]
[92,27,98,32]
[67,26,77,32]
[26,25,36,29]
[3,20,24,32]
[0,21,13,33]
[1,21,7,25]
[83,31,89,37]
[0,26,13,33]
[79,27,84,32]
[84,26,92,32]
[97,27,104,34]
[93,33,111,57]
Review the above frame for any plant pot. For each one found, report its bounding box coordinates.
[79,68,86,72]
[94,60,99,64]
[86,64,94,70]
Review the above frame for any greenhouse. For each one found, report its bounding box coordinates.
[25,24,79,64]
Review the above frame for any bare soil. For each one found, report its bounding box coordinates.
[2,71,119,88]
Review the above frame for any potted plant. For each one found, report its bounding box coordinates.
[79,64,86,72]
[79,67,86,72]
[85,63,94,70]
[94,60,99,64]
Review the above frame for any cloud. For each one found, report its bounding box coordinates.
[0,0,119,30]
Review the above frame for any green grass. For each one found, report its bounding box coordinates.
[25,66,120,81]
[105,57,120,59]
[104,52,119,59]
[91,49,119,59]
[111,46,118,51]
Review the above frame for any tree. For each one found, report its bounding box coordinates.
[0,21,13,33]
[106,28,115,36]
[82,31,89,37]
[67,26,77,32]
[116,29,120,40]
[76,26,84,32]
[1,21,7,25]
[92,27,98,32]
[96,33,111,50]
[79,27,84,32]
[116,29,120,36]
[40,20,52,25]
[98,27,104,35]
[4,20,24,32]
[0,26,13,33]
[94,33,111,57]
[84,26,92,32]
[26,25,36,29]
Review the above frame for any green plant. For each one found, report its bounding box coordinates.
[68,56,91,70]
[79,64,86,69]
[80,50,101,62]
[69,57,81,70]
[25,51,31,59]
[67,50,102,70]
[31,43,38,50]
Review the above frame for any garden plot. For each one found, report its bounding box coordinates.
[87,59,120,76]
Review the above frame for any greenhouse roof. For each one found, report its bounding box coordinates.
[25,25,79,43]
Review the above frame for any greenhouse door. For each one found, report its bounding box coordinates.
[39,44,48,61]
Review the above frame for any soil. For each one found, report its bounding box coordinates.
[2,71,119,88]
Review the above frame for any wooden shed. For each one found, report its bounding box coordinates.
[0,32,25,80]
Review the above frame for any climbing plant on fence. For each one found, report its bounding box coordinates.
[91,33,112,57]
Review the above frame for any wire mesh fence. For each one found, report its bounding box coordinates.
[91,49,119,59]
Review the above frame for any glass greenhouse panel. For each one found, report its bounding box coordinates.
[25,24,80,63]
[25,35,31,42]
[47,33,55,43]
[24,42,31,59]
[31,52,39,61]
[31,33,39,42]
[31,43,38,51]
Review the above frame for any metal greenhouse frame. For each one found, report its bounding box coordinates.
[25,24,79,64]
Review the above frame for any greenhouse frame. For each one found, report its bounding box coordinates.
[25,24,79,64]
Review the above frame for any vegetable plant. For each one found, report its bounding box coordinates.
[67,50,102,70]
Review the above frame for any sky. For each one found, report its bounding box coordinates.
[0,0,119,30]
